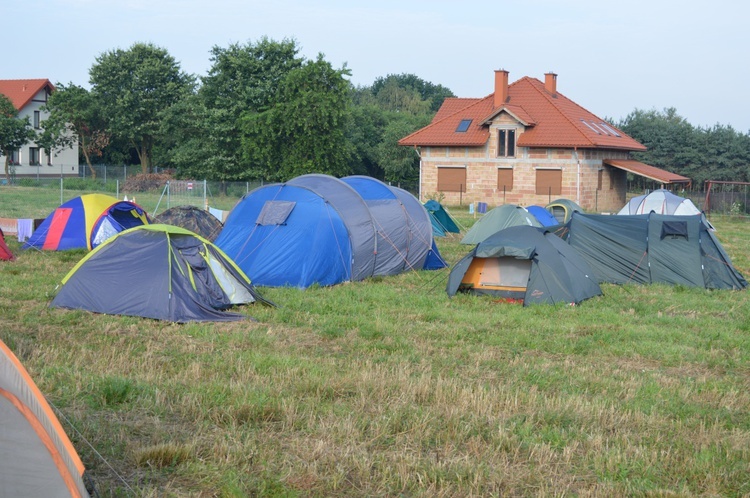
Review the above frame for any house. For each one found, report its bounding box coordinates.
[0,79,79,179]
[398,70,690,213]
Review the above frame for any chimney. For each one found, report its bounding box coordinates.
[494,69,509,108]
[544,72,557,96]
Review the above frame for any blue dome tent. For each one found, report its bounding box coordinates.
[216,174,444,288]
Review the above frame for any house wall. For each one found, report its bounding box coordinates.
[0,88,79,179]
[419,119,630,213]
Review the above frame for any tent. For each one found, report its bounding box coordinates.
[461,204,541,245]
[618,189,702,216]
[0,338,91,497]
[527,205,559,227]
[216,174,444,288]
[154,205,223,241]
[545,199,583,224]
[24,194,150,251]
[447,225,601,306]
[0,228,14,261]
[559,212,747,290]
[50,224,272,322]
[424,200,460,236]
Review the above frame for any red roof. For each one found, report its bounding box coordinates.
[0,79,55,111]
[604,159,691,185]
[399,76,646,151]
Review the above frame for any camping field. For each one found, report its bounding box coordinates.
[2,188,750,497]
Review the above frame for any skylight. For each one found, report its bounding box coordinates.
[456,119,472,133]
[580,119,621,138]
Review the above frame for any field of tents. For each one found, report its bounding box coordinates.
[2,184,750,496]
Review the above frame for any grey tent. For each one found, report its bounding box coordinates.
[154,205,223,241]
[546,198,583,224]
[461,204,541,245]
[341,176,433,275]
[50,224,272,322]
[559,212,746,289]
[0,339,91,497]
[448,225,602,305]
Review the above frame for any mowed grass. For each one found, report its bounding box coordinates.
[1,188,750,497]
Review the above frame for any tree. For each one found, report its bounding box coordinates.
[40,83,110,179]
[376,113,431,186]
[89,42,195,174]
[241,54,352,181]
[0,94,35,183]
[372,74,454,112]
[164,38,303,182]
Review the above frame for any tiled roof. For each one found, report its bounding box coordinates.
[604,159,691,184]
[0,79,54,111]
[399,76,646,151]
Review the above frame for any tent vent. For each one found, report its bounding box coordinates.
[256,201,296,226]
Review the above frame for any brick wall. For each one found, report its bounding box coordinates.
[420,134,632,213]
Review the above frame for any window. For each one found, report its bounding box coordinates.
[33,111,41,129]
[535,169,562,195]
[497,168,513,192]
[498,129,516,157]
[437,167,466,192]
[456,119,472,132]
[9,150,20,165]
[29,147,41,166]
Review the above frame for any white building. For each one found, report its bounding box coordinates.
[0,79,79,179]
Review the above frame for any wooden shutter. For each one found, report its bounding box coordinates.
[497,168,513,191]
[437,167,466,192]
[535,169,562,195]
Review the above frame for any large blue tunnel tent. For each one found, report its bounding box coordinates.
[215,174,445,288]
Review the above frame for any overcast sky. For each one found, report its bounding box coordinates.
[6,0,750,132]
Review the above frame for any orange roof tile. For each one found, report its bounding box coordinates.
[400,75,646,151]
[0,79,55,111]
[604,159,691,184]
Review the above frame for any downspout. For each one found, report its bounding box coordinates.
[414,146,423,201]
[573,147,581,206]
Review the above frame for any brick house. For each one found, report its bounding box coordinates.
[399,70,690,213]
[0,79,79,179]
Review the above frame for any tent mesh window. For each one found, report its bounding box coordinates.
[661,221,689,240]
[256,201,296,226]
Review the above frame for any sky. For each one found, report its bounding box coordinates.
[5,0,750,132]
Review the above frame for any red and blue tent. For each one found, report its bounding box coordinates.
[23,194,150,251]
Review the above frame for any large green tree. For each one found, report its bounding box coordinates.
[40,83,110,179]
[241,54,352,181]
[163,37,303,181]
[89,42,195,174]
[0,94,36,183]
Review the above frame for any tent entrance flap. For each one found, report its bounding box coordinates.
[461,257,531,295]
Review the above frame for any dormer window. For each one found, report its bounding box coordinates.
[456,119,472,133]
[498,129,516,157]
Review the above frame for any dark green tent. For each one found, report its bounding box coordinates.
[461,204,541,245]
[559,212,747,289]
[50,224,273,322]
[447,225,601,306]
[546,198,583,224]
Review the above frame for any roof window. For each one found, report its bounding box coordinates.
[456,119,472,133]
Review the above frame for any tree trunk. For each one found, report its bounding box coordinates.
[3,156,9,185]
[80,136,97,180]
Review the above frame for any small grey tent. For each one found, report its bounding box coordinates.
[559,212,746,289]
[461,204,540,245]
[50,224,272,322]
[448,225,602,305]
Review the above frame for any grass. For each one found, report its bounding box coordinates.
[1,187,750,496]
